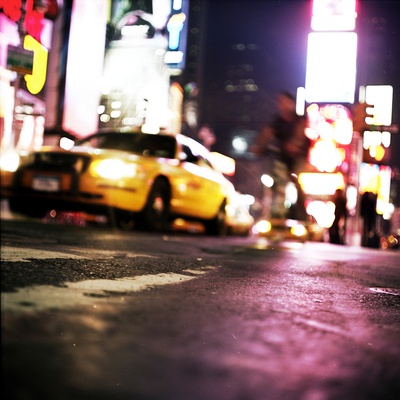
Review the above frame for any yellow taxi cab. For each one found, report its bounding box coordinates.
[3,131,237,235]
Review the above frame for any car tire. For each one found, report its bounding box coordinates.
[137,178,171,232]
[8,197,48,218]
[204,200,227,236]
[114,210,136,231]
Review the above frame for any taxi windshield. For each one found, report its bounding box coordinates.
[75,133,177,159]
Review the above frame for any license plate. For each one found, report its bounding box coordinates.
[32,175,61,192]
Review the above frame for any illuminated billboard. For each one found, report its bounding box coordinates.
[305,32,357,103]
[311,0,358,31]
[94,0,190,134]
[63,0,108,136]
[365,85,393,126]
[359,163,391,215]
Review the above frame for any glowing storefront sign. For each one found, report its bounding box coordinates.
[167,13,186,50]
[165,0,188,71]
[305,32,357,103]
[363,130,391,163]
[309,140,344,172]
[306,104,352,173]
[23,35,48,95]
[359,163,391,215]
[98,3,179,133]
[365,85,393,126]
[298,172,345,195]
[311,0,358,31]
[307,103,353,144]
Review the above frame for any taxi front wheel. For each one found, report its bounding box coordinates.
[204,200,227,236]
[137,179,171,232]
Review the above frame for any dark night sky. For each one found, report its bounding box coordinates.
[202,0,400,168]
[204,0,310,99]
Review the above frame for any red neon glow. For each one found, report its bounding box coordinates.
[0,0,46,43]
[0,0,22,22]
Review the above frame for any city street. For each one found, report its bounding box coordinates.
[1,214,400,400]
[1,2,399,399]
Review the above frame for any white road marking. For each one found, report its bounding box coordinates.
[1,273,200,312]
[1,243,218,312]
[1,250,218,311]
[1,246,156,262]
[1,246,85,262]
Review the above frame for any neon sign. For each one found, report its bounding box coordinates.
[23,34,48,94]
[167,13,186,50]
[164,0,188,71]
[0,0,47,43]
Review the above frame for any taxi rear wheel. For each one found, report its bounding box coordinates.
[137,179,171,232]
[9,197,48,218]
[204,200,227,236]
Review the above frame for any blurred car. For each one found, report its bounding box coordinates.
[4,131,237,235]
[225,192,254,236]
[252,217,309,242]
[305,216,325,242]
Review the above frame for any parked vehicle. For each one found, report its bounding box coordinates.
[5,131,237,235]
[253,217,309,242]
[225,192,254,236]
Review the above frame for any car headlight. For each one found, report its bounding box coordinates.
[255,220,272,234]
[0,151,20,172]
[290,224,308,237]
[90,159,137,180]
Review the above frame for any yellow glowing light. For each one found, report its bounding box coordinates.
[372,145,385,162]
[23,35,48,95]
[255,220,272,234]
[309,139,342,172]
[91,159,137,179]
[290,224,308,237]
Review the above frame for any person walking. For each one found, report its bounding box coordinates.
[329,188,347,244]
[360,191,378,247]
[252,91,311,220]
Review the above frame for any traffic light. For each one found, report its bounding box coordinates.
[352,102,375,133]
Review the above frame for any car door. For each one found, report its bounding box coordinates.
[171,139,226,219]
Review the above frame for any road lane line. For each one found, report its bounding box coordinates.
[1,246,157,262]
[1,268,218,312]
[1,246,86,262]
